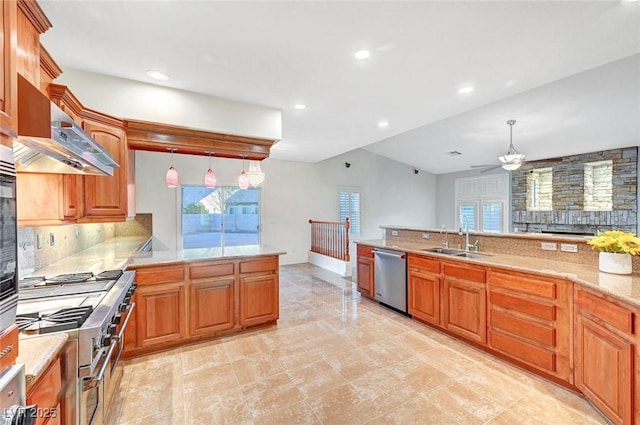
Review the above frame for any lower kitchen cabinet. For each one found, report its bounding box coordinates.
[442,262,487,344]
[407,254,441,326]
[356,245,374,298]
[136,282,187,347]
[575,288,635,425]
[124,255,280,357]
[27,357,62,425]
[488,269,573,383]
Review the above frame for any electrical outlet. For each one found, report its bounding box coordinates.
[541,242,557,251]
[560,243,578,253]
[36,234,43,250]
[422,233,430,239]
[391,230,399,236]
[49,233,55,246]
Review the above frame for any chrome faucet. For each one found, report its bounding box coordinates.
[440,225,449,248]
[460,215,472,252]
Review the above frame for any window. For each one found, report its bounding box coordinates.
[455,174,509,233]
[339,189,361,234]
[181,186,260,249]
[527,167,553,211]
[584,160,613,211]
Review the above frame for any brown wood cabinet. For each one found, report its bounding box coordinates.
[356,245,375,298]
[575,288,634,425]
[407,254,441,326]
[0,0,16,140]
[488,269,573,383]
[0,324,18,371]
[125,255,280,358]
[27,357,62,425]
[442,261,487,344]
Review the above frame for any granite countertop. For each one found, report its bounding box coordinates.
[126,244,287,268]
[379,225,593,242]
[357,239,640,308]
[17,333,69,392]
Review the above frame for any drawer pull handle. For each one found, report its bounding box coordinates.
[0,344,13,359]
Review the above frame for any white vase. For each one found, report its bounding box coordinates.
[599,252,633,275]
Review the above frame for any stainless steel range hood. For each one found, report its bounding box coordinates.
[14,74,119,176]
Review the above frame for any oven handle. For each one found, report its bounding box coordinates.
[84,302,136,388]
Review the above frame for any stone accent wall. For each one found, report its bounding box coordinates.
[512,147,637,235]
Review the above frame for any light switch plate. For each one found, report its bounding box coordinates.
[391,230,399,236]
[560,243,578,253]
[541,242,557,251]
[36,234,43,250]
[422,233,430,239]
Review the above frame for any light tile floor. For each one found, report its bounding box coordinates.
[107,263,611,425]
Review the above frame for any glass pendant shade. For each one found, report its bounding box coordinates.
[238,171,250,189]
[501,162,522,171]
[204,169,217,188]
[246,161,265,187]
[166,166,179,187]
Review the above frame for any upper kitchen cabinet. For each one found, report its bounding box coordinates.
[81,110,135,221]
[16,0,51,87]
[0,0,17,143]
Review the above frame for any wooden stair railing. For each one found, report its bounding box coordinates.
[308,218,350,261]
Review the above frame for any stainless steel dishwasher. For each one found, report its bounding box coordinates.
[373,248,408,313]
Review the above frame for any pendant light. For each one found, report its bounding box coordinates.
[204,151,217,188]
[238,155,249,190]
[246,160,265,187]
[166,148,179,187]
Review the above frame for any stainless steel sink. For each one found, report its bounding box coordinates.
[420,247,491,259]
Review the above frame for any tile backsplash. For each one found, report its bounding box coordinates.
[17,214,152,277]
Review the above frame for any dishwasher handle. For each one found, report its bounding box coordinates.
[373,249,405,260]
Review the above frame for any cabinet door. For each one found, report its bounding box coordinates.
[408,269,440,326]
[0,0,16,138]
[62,174,83,220]
[136,283,186,347]
[443,277,487,343]
[575,314,632,425]
[82,118,128,219]
[17,173,65,225]
[27,358,61,425]
[189,279,235,336]
[356,257,374,298]
[240,274,279,327]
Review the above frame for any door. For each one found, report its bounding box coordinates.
[0,0,16,139]
[408,269,440,326]
[443,277,487,343]
[189,279,235,335]
[356,257,373,298]
[239,274,278,327]
[136,283,186,347]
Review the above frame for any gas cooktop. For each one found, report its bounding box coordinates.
[17,269,124,299]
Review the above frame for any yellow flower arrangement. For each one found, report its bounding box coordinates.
[587,230,640,255]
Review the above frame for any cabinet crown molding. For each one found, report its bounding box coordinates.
[17,0,52,34]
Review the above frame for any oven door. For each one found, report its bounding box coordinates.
[104,302,135,420]
[0,147,18,332]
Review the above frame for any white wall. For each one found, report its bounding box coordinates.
[136,148,437,265]
[56,68,282,140]
[436,168,510,230]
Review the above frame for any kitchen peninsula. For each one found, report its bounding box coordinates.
[357,225,640,425]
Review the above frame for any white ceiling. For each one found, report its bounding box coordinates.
[38,1,640,175]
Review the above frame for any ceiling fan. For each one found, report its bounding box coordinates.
[471,119,526,172]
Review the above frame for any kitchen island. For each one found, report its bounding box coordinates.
[357,238,640,425]
[123,244,286,358]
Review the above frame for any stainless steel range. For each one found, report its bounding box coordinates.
[16,269,136,425]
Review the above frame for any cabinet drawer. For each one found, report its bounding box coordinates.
[408,254,440,274]
[490,291,556,321]
[189,262,235,280]
[134,266,185,285]
[357,245,374,258]
[577,289,633,334]
[490,330,555,372]
[0,324,18,371]
[240,257,278,274]
[443,262,485,283]
[27,358,62,425]
[491,309,556,347]
[489,270,557,300]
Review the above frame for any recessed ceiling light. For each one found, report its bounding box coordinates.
[294,104,307,110]
[377,121,389,128]
[354,49,371,60]
[458,86,474,94]
[146,70,169,81]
